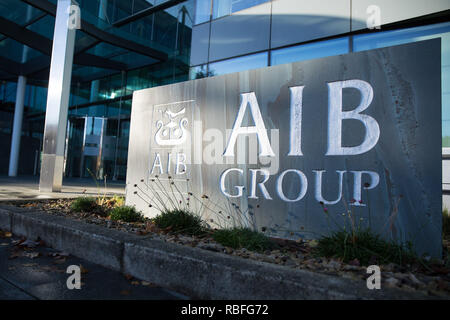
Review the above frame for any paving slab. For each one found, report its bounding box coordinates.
[0,176,125,201]
[0,234,186,300]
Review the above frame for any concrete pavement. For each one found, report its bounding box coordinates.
[0,233,187,300]
[0,176,125,201]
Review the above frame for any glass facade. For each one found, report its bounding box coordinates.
[190,1,449,148]
[0,0,448,181]
[209,52,268,76]
[353,22,450,147]
[194,0,271,24]
[212,0,270,19]
[0,0,195,179]
[271,37,349,66]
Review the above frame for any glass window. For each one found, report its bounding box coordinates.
[212,0,270,19]
[271,37,349,66]
[208,52,268,76]
[353,22,450,147]
[195,0,212,25]
[190,65,209,79]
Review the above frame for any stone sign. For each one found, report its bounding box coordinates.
[126,39,442,257]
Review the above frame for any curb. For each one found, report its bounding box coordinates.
[0,204,440,299]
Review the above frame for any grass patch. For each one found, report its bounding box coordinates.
[212,228,273,252]
[70,197,98,213]
[109,206,144,223]
[153,209,206,236]
[315,229,418,266]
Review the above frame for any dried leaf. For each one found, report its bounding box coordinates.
[12,239,25,246]
[19,239,39,248]
[9,251,22,259]
[53,257,67,264]
[348,258,360,266]
[307,240,318,248]
[22,263,38,267]
[48,251,69,258]
[79,264,89,274]
[24,252,40,259]
[141,281,157,287]
[124,274,133,280]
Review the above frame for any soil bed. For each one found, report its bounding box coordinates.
[4,198,450,298]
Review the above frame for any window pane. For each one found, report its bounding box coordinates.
[212,0,270,19]
[189,65,209,79]
[353,22,450,147]
[271,37,349,66]
[195,0,211,24]
[208,52,268,76]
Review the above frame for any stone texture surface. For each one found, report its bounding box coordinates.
[127,39,442,257]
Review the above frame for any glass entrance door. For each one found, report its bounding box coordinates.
[65,116,130,181]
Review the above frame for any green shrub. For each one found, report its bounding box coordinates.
[109,206,144,223]
[153,209,205,236]
[212,228,273,252]
[71,197,98,213]
[315,229,418,266]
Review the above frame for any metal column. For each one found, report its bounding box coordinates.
[39,0,76,192]
[8,75,27,177]
[8,5,33,177]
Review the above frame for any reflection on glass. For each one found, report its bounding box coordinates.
[271,37,349,66]
[189,64,212,79]
[209,52,268,76]
[212,0,269,19]
[65,100,132,181]
[195,0,211,25]
[354,22,450,146]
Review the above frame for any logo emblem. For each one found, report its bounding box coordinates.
[155,108,189,146]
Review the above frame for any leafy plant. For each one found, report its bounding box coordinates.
[153,209,206,236]
[109,206,144,223]
[313,191,425,266]
[71,197,99,213]
[103,195,125,210]
[212,227,273,252]
[315,229,418,266]
[132,175,257,233]
[86,167,108,206]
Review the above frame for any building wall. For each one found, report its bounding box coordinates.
[190,0,450,67]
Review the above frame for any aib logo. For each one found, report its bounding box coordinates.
[155,107,189,146]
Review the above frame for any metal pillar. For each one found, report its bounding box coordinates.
[39,0,76,192]
[89,0,108,103]
[8,75,27,177]
[8,5,33,177]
